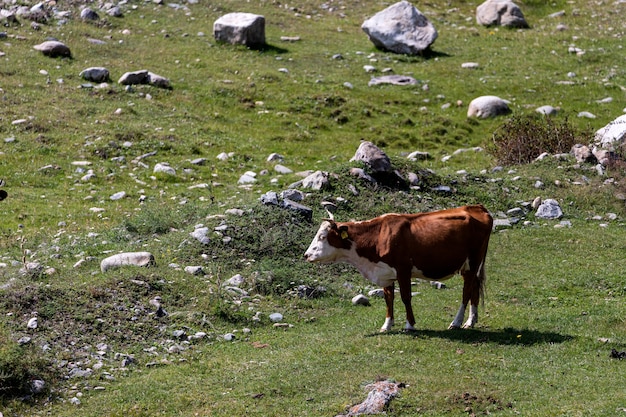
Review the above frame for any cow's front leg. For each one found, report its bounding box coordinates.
[449,303,466,329]
[398,274,416,331]
[381,284,395,332]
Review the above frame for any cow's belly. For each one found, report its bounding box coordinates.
[354,259,397,288]
[411,257,469,281]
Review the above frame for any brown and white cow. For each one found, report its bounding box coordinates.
[304,205,493,332]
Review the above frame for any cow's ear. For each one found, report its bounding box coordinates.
[338,225,349,240]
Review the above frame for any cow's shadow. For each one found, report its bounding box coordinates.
[369,327,573,346]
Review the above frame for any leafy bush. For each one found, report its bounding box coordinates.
[488,115,591,165]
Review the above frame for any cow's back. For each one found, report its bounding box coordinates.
[383,205,492,280]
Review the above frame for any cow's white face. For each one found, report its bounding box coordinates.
[304,221,341,263]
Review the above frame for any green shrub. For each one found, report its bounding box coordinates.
[488,115,591,165]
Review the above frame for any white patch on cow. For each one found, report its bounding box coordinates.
[449,304,466,329]
[404,320,416,331]
[463,305,478,329]
[380,317,394,332]
[305,221,398,288]
[449,303,478,329]
[352,255,397,288]
[304,221,338,262]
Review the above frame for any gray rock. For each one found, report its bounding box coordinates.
[154,162,176,176]
[269,312,283,322]
[280,189,304,202]
[476,0,529,28]
[80,7,99,20]
[368,289,385,297]
[594,114,626,147]
[105,5,123,17]
[352,294,370,306]
[110,191,126,201]
[281,199,313,221]
[349,167,376,183]
[592,148,616,166]
[148,72,171,89]
[368,75,418,86]
[351,141,392,173]
[493,218,512,230]
[225,274,245,287]
[118,70,150,85]
[407,151,431,161]
[301,170,330,190]
[267,153,284,162]
[238,172,256,184]
[535,199,563,219]
[467,95,511,118]
[274,164,293,174]
[577,111,596,119]
[213,13,266,47]
[33,40,71,58]
[571,144,596,164]
[362,1,438,54]
[190,227,210,245]
[407,172,419,186]
[536,105,558,116]
[101,252,155,272]
[184,266,205,275]
[31,379,45,394]
[260,191,279,205]
[80,67,110,83]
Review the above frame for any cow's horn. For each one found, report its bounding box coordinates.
[321,201,336,221]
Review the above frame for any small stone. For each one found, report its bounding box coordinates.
[184,266,205,275]
[269,313,283,322]
[352,294,370,306]
[154,162,176,176]
[110,191,126,201]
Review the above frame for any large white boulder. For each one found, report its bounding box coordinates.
[594,114,626,147]
[101,252,155,272]
[476,0,529,28]
[213,13,266,47]
[467,95,511,118]
[361,1,438,55]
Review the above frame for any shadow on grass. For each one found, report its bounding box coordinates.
[368,327,574,346]
[255,43,289,54]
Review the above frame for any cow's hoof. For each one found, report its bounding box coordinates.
[448,323,461,330]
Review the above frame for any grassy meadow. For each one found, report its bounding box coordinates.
[1,0,626,415]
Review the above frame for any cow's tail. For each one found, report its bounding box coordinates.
[477,232,491,307]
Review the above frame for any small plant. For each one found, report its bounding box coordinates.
[488,115,591,165]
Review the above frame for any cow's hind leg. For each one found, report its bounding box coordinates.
[381,284,395,332]
[398,275,416,331]
[449,271,480,329]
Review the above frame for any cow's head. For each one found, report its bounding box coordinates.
[304,218,351,263]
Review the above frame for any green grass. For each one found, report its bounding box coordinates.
[1,0,626,415]
[32,223,626,416]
